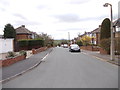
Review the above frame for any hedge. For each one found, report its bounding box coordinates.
[18,39,44,47]
[100,37,120,55]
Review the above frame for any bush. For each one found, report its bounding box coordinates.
[6,51,16,58]
[100,18,111,40]
[100,37,120,55]
[18,40,28,47]
[100,38,110,54]
[76,40,83,46]
[81,35,91,46]
[19,50,27,56]
[115,37,120,55]
[18,39,44,47]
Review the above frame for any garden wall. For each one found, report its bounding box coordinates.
[80,46,99,51]
[32,47,47,54]
[0,55,26,67]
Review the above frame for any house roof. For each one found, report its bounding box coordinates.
[16,25,32,35]
[113,18,120,27]
[91,27,100,34]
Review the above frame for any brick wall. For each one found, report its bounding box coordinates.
[32,47,47,54]
[99,48,108,55]
[0,55,26,67]
[80,46,99,51]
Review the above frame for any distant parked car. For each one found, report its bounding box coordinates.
[69,44,80,52]
[61,44,64,47]
[63,44,68,48]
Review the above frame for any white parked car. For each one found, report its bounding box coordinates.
[69,44,81,52]
[63,44,68,48]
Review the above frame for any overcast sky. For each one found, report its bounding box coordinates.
[0,0,119,40]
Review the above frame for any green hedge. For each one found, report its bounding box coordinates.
[18,39,44,47]
[100,37,120,55]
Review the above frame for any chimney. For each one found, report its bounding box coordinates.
[21,25,25,27]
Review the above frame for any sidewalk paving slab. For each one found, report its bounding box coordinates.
[81,49,120,66]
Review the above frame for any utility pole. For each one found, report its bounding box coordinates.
[68,32,70,44]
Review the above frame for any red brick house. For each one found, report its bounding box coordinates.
[15,25,32,41]
[90,26,101,45]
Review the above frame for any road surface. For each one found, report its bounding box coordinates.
[3,47,118,88]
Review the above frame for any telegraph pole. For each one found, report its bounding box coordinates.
[68,32,70,44]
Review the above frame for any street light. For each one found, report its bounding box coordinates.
[103,3,115,60]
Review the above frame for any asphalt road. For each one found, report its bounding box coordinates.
[3,47,118,88]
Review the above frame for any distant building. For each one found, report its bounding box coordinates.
[113,18,120,38]
[90,25,101,45]
[77,26,101,45]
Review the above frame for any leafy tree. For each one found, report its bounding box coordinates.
[100,18,111,40]
[61,39,68,44]
[3,24,16,39]
[81,35,91,46]
[76,40,83,46]
[39,33,54,47]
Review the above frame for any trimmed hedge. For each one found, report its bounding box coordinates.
[18,39,44,47]
[100,37,120,55]
[100,38,111,54]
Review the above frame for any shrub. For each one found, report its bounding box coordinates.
[81,35,91,46]
[18,39,28,47]
[100,38,110,54]
[6,51,16,58]
[100,18,111,40]
[76,40,83,46]
[18,39,44,47]
[115,37,120,55]
[19,50,27,56]
[100,37,120,55]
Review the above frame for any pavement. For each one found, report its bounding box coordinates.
[81,49,120,66]
[1,48,53,81]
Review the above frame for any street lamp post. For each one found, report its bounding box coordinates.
[103,3,115,60]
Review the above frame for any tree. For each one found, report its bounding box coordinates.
[100,18,111,54]
[100,18,111,40]
[81,35,91,46]
[76,40,83,46]
[3,24,16,39]
[39,33,54,47]
[61,39,68,44]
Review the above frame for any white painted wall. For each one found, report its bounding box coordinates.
[0,39,14,53]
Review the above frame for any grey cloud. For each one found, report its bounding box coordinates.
[37,5,48,10]
[13,13,27,20]
[0,7,6,11]
[0,0,9,6]
[14,20,41,26]
[54,14,108,23]
[57,28,83,32]
[54,14,81,23]
[80,15,109,21]
[68,0,91,4]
